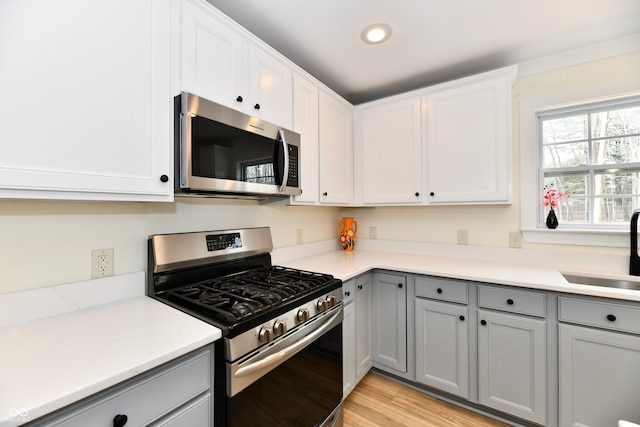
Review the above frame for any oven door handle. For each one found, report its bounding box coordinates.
[234,308,341,379]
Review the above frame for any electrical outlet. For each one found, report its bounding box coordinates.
[457,229,469,245]
[509,232,523,248]
[296,229,303,245]
[369,226,377,240]
[92,248,114,278]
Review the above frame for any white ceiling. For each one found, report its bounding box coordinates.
[205,0,640,105]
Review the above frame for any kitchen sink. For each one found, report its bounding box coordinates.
[561,273,640,291]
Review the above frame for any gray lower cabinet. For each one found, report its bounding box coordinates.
[477,309,547,425]
[343,274,372,397]
[372,272,407,375]
[477,286,548,425]
[415,298,470,399]
[558,296,640,427]
[29,345,213,426]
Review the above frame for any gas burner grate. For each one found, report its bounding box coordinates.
[164,266,336,324]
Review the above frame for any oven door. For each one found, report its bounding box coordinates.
[227,306,343,427]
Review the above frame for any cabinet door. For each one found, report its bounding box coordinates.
[247,46,293,128]
[181,0,244,110]
[425,70,512,204]
[342,300,356,397]
[291,74,319,204]
[415,299,469,399]
[559,323,640,427]
[0,0,172,201]
[355,274,372,380]
[372,273,407,374]
[477,310,547,425]
[318,92,353,205]
[358,97,423,204]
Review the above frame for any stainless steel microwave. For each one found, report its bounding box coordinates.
[175,92,302,198]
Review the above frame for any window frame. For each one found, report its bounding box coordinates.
[520,85,640,248]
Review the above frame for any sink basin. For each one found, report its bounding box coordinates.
[561,273,640,291]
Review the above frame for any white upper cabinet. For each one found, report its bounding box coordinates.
[425,67,516,204]
[355,95,423,204]
[291,74,319,204]
[181,0,244,108]
[319,91,354,205]
[0,0,173,201]
[181,0,293,128]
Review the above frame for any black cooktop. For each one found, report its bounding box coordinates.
[164,266,339,325]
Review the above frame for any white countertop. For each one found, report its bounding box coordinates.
[0,272,221,426]
[276,241,640,302]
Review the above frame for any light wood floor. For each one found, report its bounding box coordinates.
[343,373,511,427]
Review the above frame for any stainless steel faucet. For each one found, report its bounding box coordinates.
[630,209,640,276]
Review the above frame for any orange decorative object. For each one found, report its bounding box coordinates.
[339,217,358,251]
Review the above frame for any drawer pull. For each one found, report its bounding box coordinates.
[459,315,465,321]
[480,320,487,326]
[113,414,128,427]
[345,291,350,297]
[436,288,443,294]
[607,314,617,322]
[507,298,514,305]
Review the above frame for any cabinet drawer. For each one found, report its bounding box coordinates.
[559,297,640,335]
[41,347,212,427]
[343,279,356,305]
[478,286,546,317]
[415,277,468,304]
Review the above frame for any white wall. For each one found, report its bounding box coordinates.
[0,198,340,294]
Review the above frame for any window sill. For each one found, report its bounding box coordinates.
[521,228,630,248]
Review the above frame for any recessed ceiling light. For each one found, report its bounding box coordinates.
[361,23,392,45]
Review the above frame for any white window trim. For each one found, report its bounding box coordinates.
[520,80,640,247]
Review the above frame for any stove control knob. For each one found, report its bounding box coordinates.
[273,319,287,335]
[258,326,273,343]
[317,299,328,312]
[297,308,310,322]
[327,295,336,308]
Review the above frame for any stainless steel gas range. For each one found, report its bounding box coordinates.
[147,227,343,427]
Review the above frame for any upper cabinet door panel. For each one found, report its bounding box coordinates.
[181,0,244,109]
[360,97,422,204]
[0,0,172,201]
[425,68,515,204]
[247,46,293,128]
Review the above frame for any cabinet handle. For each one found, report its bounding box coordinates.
[159,174,169,183]
[113,414,128,427]
[507,298,514,305]
[357,285,363,290]
[607,314,617,322]
[322,192,328,196]
[480,320,487,326]
[345,291,350,297]
[415,192,420,197]
[236,96,243,102]
[254,103,261,110]
[459,315,465,321]
[436,288,443,294]
[429,192,435,196]
[398,283,403,289]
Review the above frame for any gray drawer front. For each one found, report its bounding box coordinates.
[478,286,546,317]
[415,277,468,304]
[343,279,356,305]
[559,297,640,335]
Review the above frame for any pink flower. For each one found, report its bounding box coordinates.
[543,185,569,210]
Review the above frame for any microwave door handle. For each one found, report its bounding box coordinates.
[278,129,289,192]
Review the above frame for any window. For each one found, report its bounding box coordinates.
[538,97,640,228]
